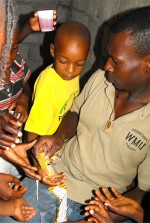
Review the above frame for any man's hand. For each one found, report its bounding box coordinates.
[0,173,27,200]
[33,135,64,159]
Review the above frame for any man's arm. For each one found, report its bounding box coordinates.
[55,110,79,142]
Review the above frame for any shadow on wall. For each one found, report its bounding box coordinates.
[79,20,111,90]
[28,30,56,92]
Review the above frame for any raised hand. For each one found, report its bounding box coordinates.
[28,10,57,32]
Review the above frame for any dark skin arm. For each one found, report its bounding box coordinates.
[18,12,40,43]
[33,110,79,158]
[18,11,57,43]
[8,82,31,123]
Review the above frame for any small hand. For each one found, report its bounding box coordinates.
[0,111,22,149]
[11,197,37,221]
[0,173,27,200]
[85,199,113,223]
[37,165,66,186]
[97,188,143,221]
[42,172,66,186]
[1,140,38,174]
[29,10,57,32]
[8,100,28,123]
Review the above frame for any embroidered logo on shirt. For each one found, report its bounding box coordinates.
[125,128,148,151]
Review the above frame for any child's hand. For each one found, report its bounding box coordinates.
[85,199,113,223]
[1,140,41,180]
[97,188,143,222]
[37,165,66,186]
[42,172,66,186]
[0,173,27,200]
[11,197,37,221]
[28,10,57,32]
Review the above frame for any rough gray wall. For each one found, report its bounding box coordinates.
[70,0,150,82]
[17,0,150,86]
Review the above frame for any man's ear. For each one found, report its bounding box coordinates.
[50,43,55,57]
[142,56,150,74]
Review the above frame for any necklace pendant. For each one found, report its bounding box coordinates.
[104,119,113,133]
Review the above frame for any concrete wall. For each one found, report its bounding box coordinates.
[17,0,150,87]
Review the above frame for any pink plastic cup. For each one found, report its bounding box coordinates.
[37,10,54,32]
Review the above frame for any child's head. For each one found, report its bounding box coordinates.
[50,21,91,80]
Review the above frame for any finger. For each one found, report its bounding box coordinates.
[34,12,38,17]
[88,214,99,223]
[90,200,101,206]
[110,188,121,198]
[23,168,41,180]
[95,190,107,203]
[0,135,18,146]
[85,205,100,212]
[16,157,37,171]
[102,188,114,200]
[16,140,37,152]
[89,210,105,223]
[6,174,22,185]
[33,141,46,158]
[4,114,22,128]
[21,206,36,211]
[0,142,16,150]
[11,186,27,198]
[45,145,58,158]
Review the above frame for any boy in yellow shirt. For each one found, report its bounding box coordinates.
[25,21,91,141]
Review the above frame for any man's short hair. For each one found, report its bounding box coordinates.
[111,6,150,56]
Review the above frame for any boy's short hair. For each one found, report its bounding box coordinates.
[54,21,91,51]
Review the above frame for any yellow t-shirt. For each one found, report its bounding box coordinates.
[25,65,79,135]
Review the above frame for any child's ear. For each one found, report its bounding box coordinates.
[50,43,55,57]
